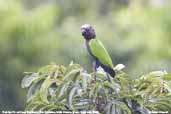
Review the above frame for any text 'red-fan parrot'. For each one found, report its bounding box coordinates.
[81,24,115,77]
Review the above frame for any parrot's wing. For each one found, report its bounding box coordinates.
[89,39,114,68]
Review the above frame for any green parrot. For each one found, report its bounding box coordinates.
[81,24,115,77]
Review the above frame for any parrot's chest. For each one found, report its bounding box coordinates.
[85,41,97,60]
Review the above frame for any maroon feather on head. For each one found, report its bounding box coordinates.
[81,24,96,40]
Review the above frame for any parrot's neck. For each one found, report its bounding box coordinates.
[85,39,91,47]
[85,40,90,49]
[85,37,95,42]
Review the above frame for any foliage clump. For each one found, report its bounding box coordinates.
[22,62,171,114]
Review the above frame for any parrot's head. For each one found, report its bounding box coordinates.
[81,24,96,40]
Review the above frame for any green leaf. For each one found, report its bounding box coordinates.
[104,102,112,114]
[26,80,43,103]
[64,69,81,82]
[103,81,116,90]
[65,64,82,75]
[67,85,78,109]
[114,101,132,114]
[57,82,70,99]
[39,78,62,104]
[80,72,90,91]
[163,82,171,93]
[21,73,38,88]
[162,74,171,81]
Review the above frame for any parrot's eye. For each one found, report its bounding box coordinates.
[81,27,89,34]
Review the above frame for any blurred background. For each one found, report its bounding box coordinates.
[0,0,170,110]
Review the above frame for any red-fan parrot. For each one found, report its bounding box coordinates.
[81,24,115,77]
